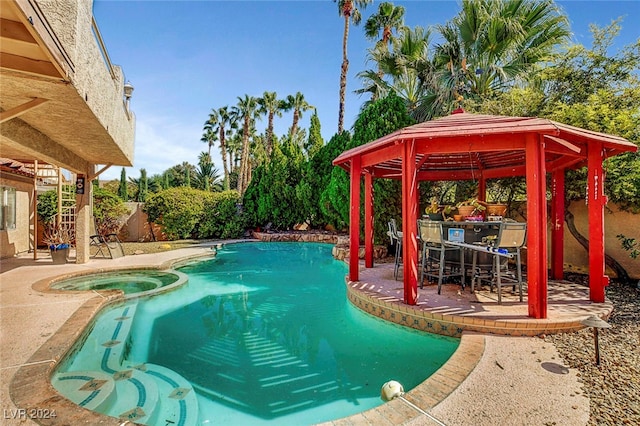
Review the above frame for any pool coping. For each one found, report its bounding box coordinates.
[10,246,484,425]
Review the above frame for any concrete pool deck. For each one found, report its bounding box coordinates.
[0,246,601,425]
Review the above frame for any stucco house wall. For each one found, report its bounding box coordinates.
[0,172,33,258]
[36,0,135,161]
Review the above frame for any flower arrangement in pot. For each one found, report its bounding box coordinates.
[42,223,73,249]
[42,223,74,264]
[425,197,454,221]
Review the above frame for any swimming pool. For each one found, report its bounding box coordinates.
[53,242,459,425]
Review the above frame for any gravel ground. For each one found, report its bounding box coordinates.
[545,280,640,426]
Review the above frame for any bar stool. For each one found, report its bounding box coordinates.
[418,219,465,294]
[474,222,527,303]
[388,219,403,280]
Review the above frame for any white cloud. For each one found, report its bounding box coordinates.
[100,112,223,181]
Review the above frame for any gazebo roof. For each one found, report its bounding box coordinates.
[333,112,637,180]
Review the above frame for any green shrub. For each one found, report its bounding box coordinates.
[325,93,415,242]
[242,139,307,230]
[36,190,58,225]
[198,190,244,239]
[144,187,211,239]
[93,187,129,235]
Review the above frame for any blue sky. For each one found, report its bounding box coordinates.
[93,0,640,181]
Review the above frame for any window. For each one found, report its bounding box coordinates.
[1,186,16,230]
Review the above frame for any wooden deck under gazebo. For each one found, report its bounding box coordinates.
[333,110,637,319]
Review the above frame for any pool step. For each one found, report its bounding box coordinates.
[52,370,116,412]
[63,301,139,373]
[103,367,160,425]
[125,363,199,426]
[55,301,200,425]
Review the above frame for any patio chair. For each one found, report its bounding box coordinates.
[90,220,124,259]
[418,219,465,294]
[474,222,526,303]
[388,219,403,280]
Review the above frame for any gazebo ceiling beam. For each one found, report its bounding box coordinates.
[546,156,584,173]
[417,170,477,181]
[544,135,582,154]
[414,133,527,154]
[361,143,403,168]
[481,165,526,179]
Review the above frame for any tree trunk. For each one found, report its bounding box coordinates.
[565,204,631,283]
[219,128,230,191]
[267,111,274,159]
[291,110,299,138]
[238,116,251,196]
[338,14,350,134]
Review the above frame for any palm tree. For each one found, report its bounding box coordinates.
[336,0,372,133]
[364,1,405,80]
[258,91,286,158]
[200,126,217,157]
[358,26,435,117]
[204,106,236,191]
[433,0,570,105]
[195,152,222,192]
[285,92,314,139]
[232,95,261,196]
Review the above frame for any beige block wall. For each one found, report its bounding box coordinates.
[564,201,640,280]
[0,173,34,258]
[120,202,167,242]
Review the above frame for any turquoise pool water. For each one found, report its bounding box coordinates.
[54,242,459,425]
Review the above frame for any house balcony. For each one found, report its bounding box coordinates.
[0,0,135,174]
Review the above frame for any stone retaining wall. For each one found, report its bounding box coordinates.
[251,231,339,244]
[251,231,389,260]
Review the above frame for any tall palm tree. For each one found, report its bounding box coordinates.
[226,131,241,174]
[285,92,314,139]
[258,91,286,158]
[364,1,405,81]
[336,0,372,133]
[204,106,236,191]
[232,95,261,196]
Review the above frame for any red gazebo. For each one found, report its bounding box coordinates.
[333,111,637,319]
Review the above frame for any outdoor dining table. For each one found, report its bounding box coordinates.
[424,219,511,290]
[426,219,502,262]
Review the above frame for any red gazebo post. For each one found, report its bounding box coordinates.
[402,139,419,305]
[525,133,548,318]
[551,169,565,280]
[478,173,487,202]
[587,142,608,302]
[364,172,374,268]
[349,158,361,282]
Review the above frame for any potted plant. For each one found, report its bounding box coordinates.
[42,223,74,264]
[425,197,454,221]
[456,198,487,218]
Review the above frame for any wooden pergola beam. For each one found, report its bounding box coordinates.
[0,98,48,123]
